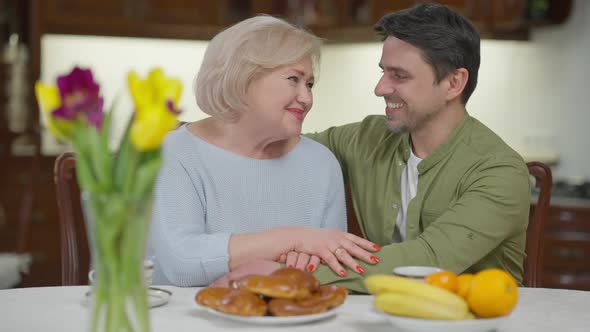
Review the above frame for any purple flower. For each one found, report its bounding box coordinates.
[85,98,105,129]
[165,99,181,115]
[52,67,104,129]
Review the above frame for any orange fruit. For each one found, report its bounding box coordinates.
[425,270,459,293]
[456,273,474,299]
[467,269,518,318]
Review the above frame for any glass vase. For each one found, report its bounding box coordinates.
[82,192,152,332]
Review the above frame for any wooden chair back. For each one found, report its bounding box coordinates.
[53,152,89,286]
[524,161,552,287]
[345,185,363,238]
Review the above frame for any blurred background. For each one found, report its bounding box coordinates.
[1,0,588,290]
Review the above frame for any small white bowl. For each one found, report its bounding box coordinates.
[376,309,509,332]
[392,266,443,281]
[143,259,155,286]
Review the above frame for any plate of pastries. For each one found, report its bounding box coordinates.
[195,267,347,325]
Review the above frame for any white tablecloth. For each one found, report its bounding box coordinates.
[0,286,588,332]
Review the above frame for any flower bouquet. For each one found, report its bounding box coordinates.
[35,67,182,332]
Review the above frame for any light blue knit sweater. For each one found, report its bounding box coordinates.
[148,125,346,286]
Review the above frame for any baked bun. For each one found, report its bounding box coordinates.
[268,285,348,317]
[196,287,233,309]
[234,268,319,300]
[196,267,347,317]
[196,287,267,316]
[271,267,320,292]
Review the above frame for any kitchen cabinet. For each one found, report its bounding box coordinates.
[0,156,61,287]
[41,0,133,37]
[1,1,52,288]
[540,204,590,290]
[138,1,221,25]
[37,0,572,42]
[39,0,224,39]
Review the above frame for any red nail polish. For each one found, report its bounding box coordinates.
[288,264,294,268]
[307,264,315,272]
[373,244,381,250]
[370,255,380,263]
[356,265,366,274]
[339,270,347,277]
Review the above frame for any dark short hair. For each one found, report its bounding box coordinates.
[374,3,480,104]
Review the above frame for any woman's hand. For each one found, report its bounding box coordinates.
[211,260,282,288]
[285,227,381,277]
[277,252,321,272]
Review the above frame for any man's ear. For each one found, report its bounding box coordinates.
[446,68,469,101]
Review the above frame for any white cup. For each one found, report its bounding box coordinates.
[392,266,443,282]
[88,259,154,286]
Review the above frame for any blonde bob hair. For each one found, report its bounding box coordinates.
[195,15,322,121]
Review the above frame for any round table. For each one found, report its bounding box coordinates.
[0,286,587,331]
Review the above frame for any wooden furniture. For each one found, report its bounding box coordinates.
[541,204,590,290]
[0,156,61,287]
[524,161,553,287]
[53,152,88,286]
[35,0,572,42]
[346,161,553,287]
[344,186,363,240]
[0,0,61,287]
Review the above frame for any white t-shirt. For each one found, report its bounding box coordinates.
[393,148,422,242]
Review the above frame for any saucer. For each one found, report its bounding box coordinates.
[83,287,172,308]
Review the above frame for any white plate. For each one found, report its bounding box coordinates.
[374,308,509,332]
[83,287,172,309]
[195,302,340,325]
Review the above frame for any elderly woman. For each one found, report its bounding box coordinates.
[149,16,380,286]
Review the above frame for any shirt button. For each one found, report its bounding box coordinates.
[392,203,398,209]
[397,161,403,166]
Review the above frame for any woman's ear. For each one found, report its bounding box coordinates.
[446,68,469,101]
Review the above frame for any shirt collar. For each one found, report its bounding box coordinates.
[398,112,472,174]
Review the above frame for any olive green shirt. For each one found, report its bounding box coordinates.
[307,114,530,293]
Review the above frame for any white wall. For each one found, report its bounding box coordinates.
[40,0,590,180]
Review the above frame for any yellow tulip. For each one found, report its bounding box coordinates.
[127,68,182,151]
[128,68,182,111]
[130,104,178,151]
[34,81,73,141]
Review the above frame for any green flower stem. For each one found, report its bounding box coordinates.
[93,198,121,332]
[90,287,105,332]
[122,147,141,196]
[120,201,150,332]
[87,193,150,332]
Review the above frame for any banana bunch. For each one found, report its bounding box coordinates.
[364,275,472,320]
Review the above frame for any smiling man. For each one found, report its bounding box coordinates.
[306,3,531,291]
